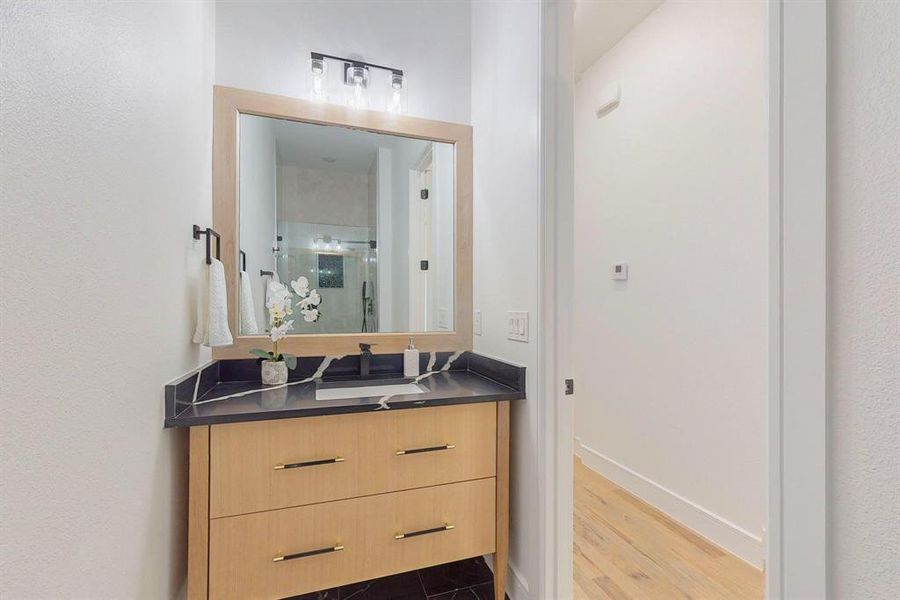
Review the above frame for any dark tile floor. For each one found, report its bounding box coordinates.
[287,556,509,600]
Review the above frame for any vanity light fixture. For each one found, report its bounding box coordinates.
[309,52,405,113]
[345,64,369,87]
[388,71,404,114]
[310,55,326,101]
[313,235,344,252]
[346,64,369,109]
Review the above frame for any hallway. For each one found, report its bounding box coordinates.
[573,459,763,599]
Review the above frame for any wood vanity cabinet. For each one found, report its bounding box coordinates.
[187,401,510,600]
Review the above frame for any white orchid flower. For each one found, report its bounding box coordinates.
[301,308,319,323]
[267,280,288,296]
[298,289,321,309]
[291,276,310,298]
[270,320,294,342]
[266,299,286,314]
[266,283,292,318]
[266,297,285,317]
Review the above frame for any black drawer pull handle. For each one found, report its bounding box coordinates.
[395,523,454,540]
[273,544,344,562]
[395,444,455,456]
[274,456,345,470]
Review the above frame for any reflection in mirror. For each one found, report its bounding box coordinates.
[238,114,454,335]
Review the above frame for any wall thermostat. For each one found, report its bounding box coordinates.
[612,263,628,280]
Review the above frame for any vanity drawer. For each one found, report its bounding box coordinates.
[210,403,497,518]
[361,477,496,577]
[210,415,361,518]
[208,479,495,600]
[209,496,363,600]
[359,402,497,495]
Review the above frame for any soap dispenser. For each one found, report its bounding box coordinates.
[404,337,420,378]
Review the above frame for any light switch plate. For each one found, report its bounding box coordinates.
[507,311,529,342]
[474,310,483,336]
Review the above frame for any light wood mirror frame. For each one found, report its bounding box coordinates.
[211,86,472,358]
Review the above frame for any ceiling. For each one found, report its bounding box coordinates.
[574,0,663,76]
[266,117,429,174]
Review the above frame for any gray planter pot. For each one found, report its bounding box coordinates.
[261,360,288,386]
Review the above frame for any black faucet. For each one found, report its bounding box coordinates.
[359,343,374,377]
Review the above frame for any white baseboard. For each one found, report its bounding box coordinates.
[574,437,764,568]
[484,555,530,600]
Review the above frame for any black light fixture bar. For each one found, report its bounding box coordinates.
[311,52,403,76]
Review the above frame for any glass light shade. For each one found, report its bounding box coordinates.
[309,56,327,102]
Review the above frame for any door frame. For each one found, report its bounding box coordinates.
[536,1,827,598]
[407,147,433,331]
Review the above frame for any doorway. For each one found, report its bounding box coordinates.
[570,1,768,597]
[409,146,434,331]
[538,1,828,599]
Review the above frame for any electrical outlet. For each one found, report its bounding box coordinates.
[507,311,529,342]
[474,310,483,336]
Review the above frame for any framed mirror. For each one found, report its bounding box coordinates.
[212,86,472,358]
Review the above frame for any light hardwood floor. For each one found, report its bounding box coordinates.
[574,458,763,600]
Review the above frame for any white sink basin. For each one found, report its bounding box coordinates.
[315,382,425,401]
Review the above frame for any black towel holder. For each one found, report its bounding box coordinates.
[192,225,221,265]
[239,250,247,272]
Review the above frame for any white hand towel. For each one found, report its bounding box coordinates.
[192,264,209,345]
[193,259,234,347]
[263,270,281,325]
[239,270,259,334]
[207,258,233,346]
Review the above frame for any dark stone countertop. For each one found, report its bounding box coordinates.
[164,351,525,428]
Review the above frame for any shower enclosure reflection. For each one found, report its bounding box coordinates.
[238,114,455,335]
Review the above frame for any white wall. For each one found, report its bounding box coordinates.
[0,1,215,598]
[215,0,471,124]
[471,2,541,597]
[431,142,456,331]
[828,1,900,597]
[573,0,768,565]
[277,166,370,227]
[239,114,277,331]
[388,140,426,332]
[376,147,394,331]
